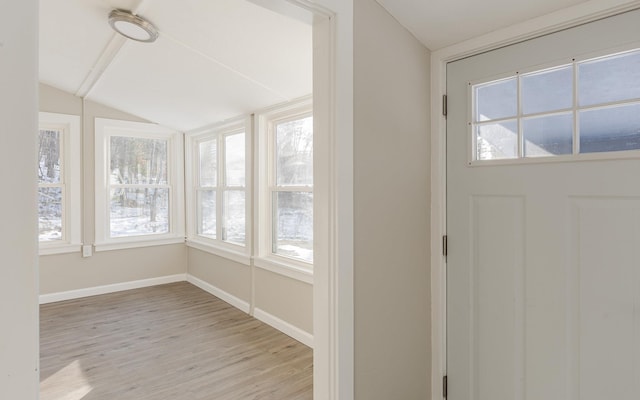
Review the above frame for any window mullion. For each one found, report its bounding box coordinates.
[517,73,523,158]
[271,186,313,192]
[109,184,171,189]
[573,59,579,155]
[218,134,225,242]
[38,183,65,188]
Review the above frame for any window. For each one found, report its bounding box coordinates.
[95,118,184,250]
[38,112,81,254]
[272,115,313,262]
[256,98,313,272]
[185,118,250,262]
[471,47,640,162]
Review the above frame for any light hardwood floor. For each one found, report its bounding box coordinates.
[40,282,313,400]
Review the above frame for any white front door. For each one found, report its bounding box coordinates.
[447,9,640,400]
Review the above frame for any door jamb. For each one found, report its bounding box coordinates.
[429,1,640,399]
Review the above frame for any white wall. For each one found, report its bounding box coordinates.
[39,84,187,295]
[0,1,40,398]
[353,0,431,398]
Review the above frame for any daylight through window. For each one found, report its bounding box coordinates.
[38,127,64,241]
[38,112,81,254]
[94,118,183,249]
[472,48,640,162]
[271,114,313,262]
[109,136,170,237]
[191,127,247,247]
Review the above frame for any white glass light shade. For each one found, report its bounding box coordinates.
[108,9,158,43]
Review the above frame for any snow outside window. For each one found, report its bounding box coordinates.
[38,112,81,255]
[94,118,184,251]
[271,113,313,263]
[186,120,248,254]
[109,136,170,237]
[471,47,640,163]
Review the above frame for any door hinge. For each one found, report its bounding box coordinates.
[443,375,448,398]
[442,94,448,118]
[442,235,448,257]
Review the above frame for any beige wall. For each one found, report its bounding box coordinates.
[0,1,40,398]
[187,248,313,336]
[41,244,186,294]
[354,0,431,398]
[254,267,313,333]
[39,84,187,294]
[187,248,251,302]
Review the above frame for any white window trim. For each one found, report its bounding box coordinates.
[253,255,314,284]
[255,96,313,277]
[94,118,184,252]
[468,45,640,165]
[39,112,82,255]
[185,238,252,266]
[185,116,252,259]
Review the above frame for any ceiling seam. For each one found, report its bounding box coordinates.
[74,35,126,98]
[160,30,292,102]
[75,0,150,98]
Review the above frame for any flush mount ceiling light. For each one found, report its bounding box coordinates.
[108,9,158,43]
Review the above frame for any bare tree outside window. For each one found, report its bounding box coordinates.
[38,129,63,241]
[194,131,246,246]
[273,115,313,262]
[109,136,169,237]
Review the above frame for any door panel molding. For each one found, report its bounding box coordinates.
[430,2,640,399]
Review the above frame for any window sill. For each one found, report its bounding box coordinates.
[94,237,185,252]
[186,239,251,266]
[39,243,82,256]
[253,256,313,284]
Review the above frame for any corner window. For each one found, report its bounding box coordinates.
[471,47,640,162]
[38,112,81,254]
[272,115,313,262]
[256,98,313,270]
[95,118,184,250]
[186,118,250,261]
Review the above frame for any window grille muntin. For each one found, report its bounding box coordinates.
[470,48,640,163]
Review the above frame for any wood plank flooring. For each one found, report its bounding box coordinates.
[40,282,313,400]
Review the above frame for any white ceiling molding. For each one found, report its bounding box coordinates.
[159,31,291,102]
[74,34,126,98]
[74,0,151,98]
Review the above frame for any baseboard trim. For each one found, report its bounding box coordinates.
[39,273,310,348]
[39,274,187,304]
[186,274,251,314]
[253,307,314,348]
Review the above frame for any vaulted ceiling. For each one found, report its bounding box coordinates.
[39,0,312,131]
[41,0,601,131]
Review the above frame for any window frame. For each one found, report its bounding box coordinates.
[255,97,313,282]
[38,112,82,255]
[468,45,640,166]
[185,116,252,265]
[94,118,184,251]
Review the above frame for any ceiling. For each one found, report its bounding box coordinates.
[39,0,312,131]
[41,0,603,131]
[375,0,590,50]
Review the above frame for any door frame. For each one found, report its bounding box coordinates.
[429,1,640,399]
[256,1,352,399]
